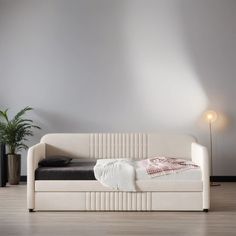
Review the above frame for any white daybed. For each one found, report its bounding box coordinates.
[27,133,210,212]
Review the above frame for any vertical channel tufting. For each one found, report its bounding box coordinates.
[110,192,114,210]
[119,192,122,210]
[102,134,106,159]
[85,192,90,210]
[101,192,105,210]
[147,192,151,210]
[115,192,118,210]
[107,134,110,159]
[141,192,146,211]
[126,133,129,158]
[90,192,95,210]
[89,134,92,158]
[145,134,148,158]
[132,193,136,210]
[123,192,127,210]
[138,133,142,159]
[129,192,132,211]
[95,192,99,210]
[114,134,118,158]
[98,134,100,159]
[130,134,133,158]
[95,134,98,158]
[105,192,109,210]
[111,134,114,158]
[122,134,125,158]
[118,133,121,158]
[134,134,138,158]
[89,133,148,159]
[85,191,152,211]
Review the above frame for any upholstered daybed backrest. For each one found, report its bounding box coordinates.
[40,133,196,160]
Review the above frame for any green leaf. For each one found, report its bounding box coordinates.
[0,106,40,154]
[0,109,9,122]
[13,107,33,123]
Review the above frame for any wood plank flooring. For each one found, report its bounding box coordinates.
[0,183,236,236]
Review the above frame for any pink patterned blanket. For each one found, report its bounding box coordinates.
[139,157,199,178]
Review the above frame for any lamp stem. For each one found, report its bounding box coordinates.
[209,121,213,177]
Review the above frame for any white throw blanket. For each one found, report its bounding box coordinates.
[94,159,136,191]
[94,157,199,191]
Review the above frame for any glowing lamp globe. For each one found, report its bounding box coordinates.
[205,110,218,123]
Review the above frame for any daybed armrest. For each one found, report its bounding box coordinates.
[191,142,210,210]
[27,143,46,210]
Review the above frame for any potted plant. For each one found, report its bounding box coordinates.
[0,107,40,185]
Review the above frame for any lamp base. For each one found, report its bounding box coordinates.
[210,182,221,187]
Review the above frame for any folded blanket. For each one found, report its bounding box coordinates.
[139,156,199,178]
[94,157,199,191]
[94,159,136,191]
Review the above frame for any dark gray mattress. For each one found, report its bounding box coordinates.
[35,159,97,180]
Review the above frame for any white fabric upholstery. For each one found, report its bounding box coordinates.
[27,143,46,210]
[35,180,203,192]
[41,133,196,159]
[191,142,210,209]
[27,133,209,211]
[34,192,203,211]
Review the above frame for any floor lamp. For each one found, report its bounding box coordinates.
[205,110,220,187]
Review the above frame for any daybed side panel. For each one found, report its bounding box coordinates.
[34,191,203,211]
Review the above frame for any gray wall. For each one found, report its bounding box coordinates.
[0,0,235,176]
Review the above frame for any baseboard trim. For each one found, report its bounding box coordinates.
[20,176,236,182]
[20,176,27,182]
[210,176,236,182]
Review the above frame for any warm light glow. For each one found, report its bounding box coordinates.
[205,110,218,123]
[207,114,213,120]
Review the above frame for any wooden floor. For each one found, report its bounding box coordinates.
[0,183,236,236]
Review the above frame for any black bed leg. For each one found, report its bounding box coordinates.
[203,209,208,212]
[29,209,34,212]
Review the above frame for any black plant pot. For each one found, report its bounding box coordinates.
[8,154,21,185]
[0,144,7,187]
